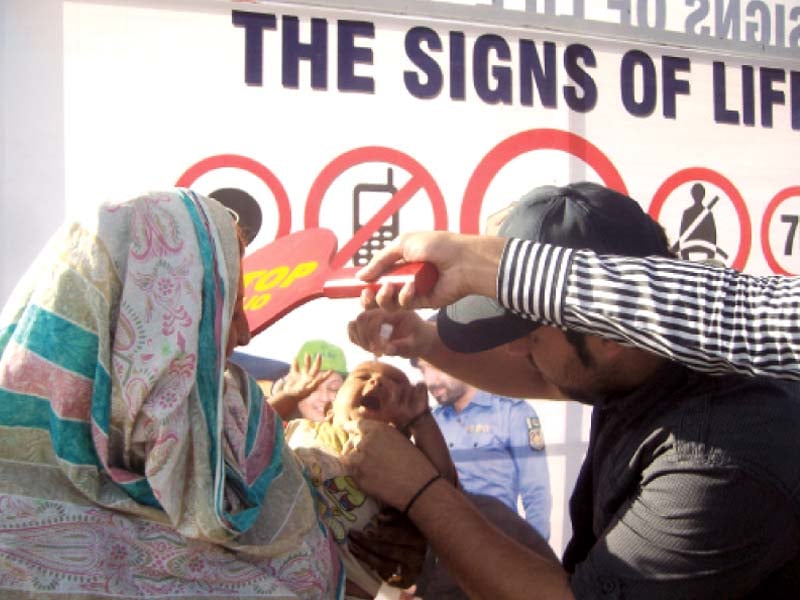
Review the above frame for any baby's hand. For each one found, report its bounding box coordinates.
[387,382,430,432]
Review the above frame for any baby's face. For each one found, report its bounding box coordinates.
[332,361,409,425]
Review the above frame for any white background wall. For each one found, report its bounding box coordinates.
[1,0,65,305]
[3,0,798,559]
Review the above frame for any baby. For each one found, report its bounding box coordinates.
[284,360,456,599]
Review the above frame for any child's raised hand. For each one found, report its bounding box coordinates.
[280,353,332,400]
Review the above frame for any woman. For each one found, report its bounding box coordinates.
[0,190,343,598]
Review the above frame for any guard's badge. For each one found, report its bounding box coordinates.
[526,417,545,451]
[467,424,490,433]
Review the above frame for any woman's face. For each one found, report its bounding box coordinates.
[226,261,251,357]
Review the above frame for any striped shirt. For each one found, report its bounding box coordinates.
[498,239,800,380]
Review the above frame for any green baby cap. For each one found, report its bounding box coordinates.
[295,339,347,376]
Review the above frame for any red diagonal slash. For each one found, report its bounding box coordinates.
[332,176,423,269]
[304,146,448,268]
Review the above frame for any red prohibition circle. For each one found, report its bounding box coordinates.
[460,129,627,233]
[649,167,751,271]
[176,154,292,239]
[305,146,448,269]
[761,186,800,275]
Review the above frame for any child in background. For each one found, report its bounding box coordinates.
[286,360,457,600]
[270,339,349,422]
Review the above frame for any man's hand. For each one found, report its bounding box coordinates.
[355,232,506,310]
[342,420,439,511]
[347,308,436,359]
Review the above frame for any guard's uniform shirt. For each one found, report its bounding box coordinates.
[433,391,551,538]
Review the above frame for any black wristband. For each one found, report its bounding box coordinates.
[402,474,441,516]
[402,408,431,435]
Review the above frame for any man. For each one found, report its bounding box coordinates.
[361,189,800,382]
[413,356,551,539]
[344,182,800,598]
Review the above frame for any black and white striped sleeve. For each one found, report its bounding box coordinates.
[497,239,800,380]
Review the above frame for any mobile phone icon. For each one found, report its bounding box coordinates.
[353,168,399,266]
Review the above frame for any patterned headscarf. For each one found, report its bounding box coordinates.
[0,190,342,598]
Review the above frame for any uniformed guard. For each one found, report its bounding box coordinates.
[413,357,552,539]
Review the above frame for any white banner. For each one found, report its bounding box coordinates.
[54,0,800,554]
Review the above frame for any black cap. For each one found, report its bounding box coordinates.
[209,188,263,245]
[437,182,671,353]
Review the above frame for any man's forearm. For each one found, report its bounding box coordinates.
[409,412,458,486]
[459,235,506,298]
[407,478,573,600]
[498,239,800,379]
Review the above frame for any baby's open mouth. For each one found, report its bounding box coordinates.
[361,394,381,411]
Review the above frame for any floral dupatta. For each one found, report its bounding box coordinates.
[0,191,342,599]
